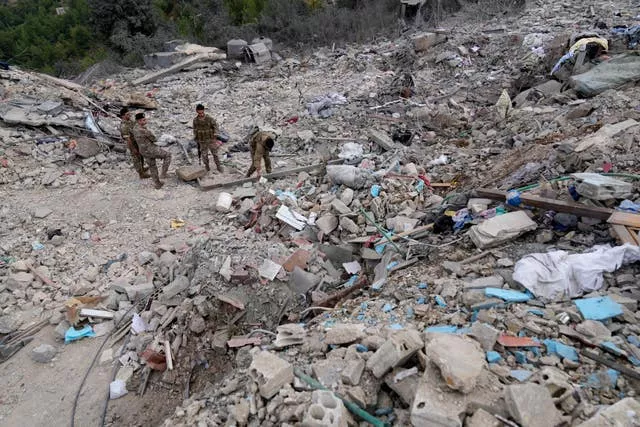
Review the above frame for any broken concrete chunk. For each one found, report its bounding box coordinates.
[339,216,359,234]
[303,390,349,427]
[385,367,420,406]
[249,351,293,399]
[312,359,347,388]
[176,165,207,181]
[325,324,365,345]
[31,343,57,363]
[368,130,395,151]
[331,199,352,215]
[275,323,306,348]
[316,214,338,234]
[467,409,500,427]
[367,329,423,378]
[159,275,189,301]
[425,334,485,394]
[341,359,365,386]
[289,266,320,294]
[6,272,34,290]
[466,275,504,290]
[411,369,462,427]
[125,283,155,301]
[33,207,52,219]
[340,188,354,206]
[469,211,537,249]
[469,322,500,351]
[577,397,640,427]
[504,383,563,427]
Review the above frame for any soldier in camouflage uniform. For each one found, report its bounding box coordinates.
[119,107,149,179]
[193,104,223,173]
[132,113,171,189]
[245,129,275,178]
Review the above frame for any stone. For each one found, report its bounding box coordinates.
[33,207,53,219]
[159,251,177,267]
[303,390,348,427]
[467,409,500,427]
[232,399,250,425]
[83,266,100,282]
[469,211,537,249]
[316,214,338,234]
[189,315,206,334]
[536,229,554,243]
[577,397,640,427]
[75,138,101,158]
[10,260,30,272]
[469,322,500,351]
[340,188,354,206]
[100,348,115,365]
[125,283,155,301]
[289,267,320,294]
[312,359,347,388]
[425,334,485,394]
[319,244,353,264]
[368,130,395,151]
[346,387,367,408]
[325,324,364,345]
[339,217,359,234]
[159,275,189,301]
[54,320,70,339]
[176,165,207,181]
[411,367,463,427]
[116,366,134,385]
[466,275,504,289]
[412,32,445,52]
[385,368,420,406]
[6,272,34,290]
[331,199,352,215]
[249,351,294,399]
[575,320,612,340]
[138,251,156,265]
[609,293,638,311]
[31,343,57,363]
[367,329,423,378]
[341,359,365,386]
[275,323,306,348]
[504,383,562,427]
[216,192,233,212]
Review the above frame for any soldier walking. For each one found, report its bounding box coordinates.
[193,104,223,173]
[132,113,171,189]
[119,107,149,179]
[245,129,276,178]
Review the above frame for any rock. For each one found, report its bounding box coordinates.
[125,283,155,301]
[577,397,640,427]
[346,386,367,408]
[159,251,177,267]
[469,211,537,249]
[412,32,445,52]
[411,366,463,427]
[367,329,423,378]
[331,199,352,214]
[340,188,354,206]
[369,130,395,151]
[33,207,52,218]
[231,399,250,425]
[31,343,57,363]
[425,334,485,393]
[189,315,206,334]
[289,267,320,294]
[83,266,100,282]
[575,320,612,340]
[100,348,115,365]
[249,351,294,399]
[466,275,504,290]
[325,324,365,345]
[159,275,189,301]
[504,383,563,427]
[176,165,207,181]
[319,244,353,264]
[385,368,420,406]
[10,260,30,272]
[7,272,34,290]
[303,390,349,427]
[74,138,101,158]
[216,192,233,212]
[536,230,554,243]
[469,322,500,351]
[316,214,338,234]
[138,251,156,265]
[341,359,365,386]
[54,320,70,339]
[339,217,359,234]
[312,359,347,388]
[467,409,500,427]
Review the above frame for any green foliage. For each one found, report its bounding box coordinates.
[224,0,267,25]
[0,0,102,75]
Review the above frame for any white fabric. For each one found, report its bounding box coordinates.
[513,244,640,302]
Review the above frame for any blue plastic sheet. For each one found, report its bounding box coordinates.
[510,370,533,382]
[485,287,531,303]
[486,351,502,363]
[575,296,623,321]
[544,339,579,362]
[65,325,96,344]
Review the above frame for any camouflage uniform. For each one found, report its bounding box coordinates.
[120,118,146,177]
[245,131,273,177]
[132,123,171,187]
[193,114,223,172]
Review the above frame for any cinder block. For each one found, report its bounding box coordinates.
[302,390,348,427]
[341,359,365,385]
[366,329,423,378]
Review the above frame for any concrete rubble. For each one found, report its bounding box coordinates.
[2,0,640,424]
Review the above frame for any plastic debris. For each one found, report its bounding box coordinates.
[575,296,624,321]
[65,325,96,343]
[484,288,531,303]
[486,351,502,363]
[544,339,579,362]
[109,379,128,399]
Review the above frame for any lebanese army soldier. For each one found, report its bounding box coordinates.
[193,104,223,173]
[119,107,149,179]
[132,113,171,189]
[245,130,276,178]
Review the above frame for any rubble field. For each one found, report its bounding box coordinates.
[2,0,640,426]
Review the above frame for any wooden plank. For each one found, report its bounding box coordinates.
[132,52,226,86]
[607,211,640,228]
[199,159,344,191]
[476,188,614,220]
[611,224,638,246]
